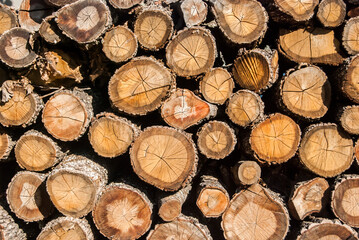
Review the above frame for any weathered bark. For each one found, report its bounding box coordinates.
[181,0,207,27]
[343,16,359,55]
[0,205,26,240]
[39,16,62,44]
[317,0,346,28]
[18,0,53,32]
[0,4,18,35]
[232,160,261,185]
[0,130,14,161]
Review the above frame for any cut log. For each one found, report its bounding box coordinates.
[317,0,346,28]
[0,130,14,161]
[212,0,268,44]
[56,0,112,44]
[161,88,217,130]
[199,67,234,105]
[250,113,301,164]
[0,4,18,35]
[158,185,191,222]
[130,126,198,191]
[279,65,331,120]
[197,120,236,160]
[39,16,62,44]
[226,89,264,127]
[45,0,76,7]
[165,27,216,77]
[37,216,94,240]
[342,54,359,103]
[0,205,26,240]
[15,130,63,171]
[108,0,143,9]
[19,0,53,32]
[221,183,289,240]
[269,0,319,22]
[232,160,261,185]
[134,7,173,51]
[88,112,140,158]
[299,123,354,177]
[147,215,212,240]
[92,183,152,240]
[332,175,359,227]
[6,171,53,222]
[343,17,359,55]
[108,56,175,115]
[42,88,93,141]
[102,25,137,63]
[288,177,329,220]
[279,27,344,65]
[46,155,108,218]
[181,0,207,27]
[0,27,37,68]
[355,139,359,165]
[340,105,359,135]
[0,80,43,127]
[196,175,229,218]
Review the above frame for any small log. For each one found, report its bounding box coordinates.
[88,112,140,158]
[317,0,346,28]
[15,130,63,171]
[343,17,359,55]
[197,120,236,160]
[0,4,18,35]
[232,160,261,185]
[161,88,217,130]
[355,139,359,165]
[93,183,152,240]
[299,123,354,177]
[268,0,319,22]
[18,0,53,32]
[0,27,37,68]
[166,27,216,77]
[0,80,43,127]
[342,54,359,103]
[0,205,26,240]
[288,177,329,220]
[46,155,108,218]
[181,0,207,27]
[158,185,191,222]
[42,88,93,141]
[279,27,344,65]
[196,175,229,218]
[349,6,359,18]
[109,0,143,9]
[221,183,289,240]
[39,15,62,44]
[199,67,234,105]
[0,130,14,161]
[108,56,175,115]
[6,171,53,222]
[130,126,198,191]
[37,216,94,240]
[102,25,137,63]
[147,215,212,240]
[226,89,264,128]
[56,0,112,44]
[279,65,331,120]
[340,105,359,135]
[134,7,173,51]
[250,113,301,164]
[212,0,268,44]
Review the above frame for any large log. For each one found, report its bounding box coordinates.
[0,205,26,240]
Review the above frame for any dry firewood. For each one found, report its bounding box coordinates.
[18,0,53,32]
[102,25,137,63]
[166,27,216,77]
[92,183,152,240]
[299,123,354,178]
[39,15,62,44]
[343,17,359,55]
[221,183,289,240]
[250,113,301,164]
[212,0,268,45]
[56,0,112,44]
[158,185,191,222]
[0,130,14,161]
[130,126,198,191]
[108,56,175,115]
[279,64,331,120]
[109,0,143,9]
[0,27,37,68]
[0,4,18,35]
[226,89,264,128]
[134,7,173,51]
[6,171,53,222]
[341,55,359,103]
[42,88,93,141]
[0,205,26,240]
[340,105,359,135]
[232,160,261,185]
[317,0,346,28]
[0,80,43,127]
[279,27,344,65]
[288,177,329,220]
[181,0,207,27]
[46,155,108,218]
[196,175,229,218]
[199,67,234,105]
[147,215,212,240]
[37,216,94,240]
[15,130,63,171]
[161,88,217,130]
[197,120,236,160]
[88,112,140,158]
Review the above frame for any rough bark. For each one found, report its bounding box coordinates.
[0,130,14,161]
[0,205,26,240]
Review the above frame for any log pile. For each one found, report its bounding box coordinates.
[2,0,359,239]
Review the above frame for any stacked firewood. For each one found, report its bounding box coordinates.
[1,0,359,239]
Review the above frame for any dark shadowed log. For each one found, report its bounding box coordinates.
[0,205,26,240]
[19,0,53,32]
[0,4,18,35]
[232,160,261,185]
[317,0,346,28]
[181,0,207,27]
[39,15,62,44]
